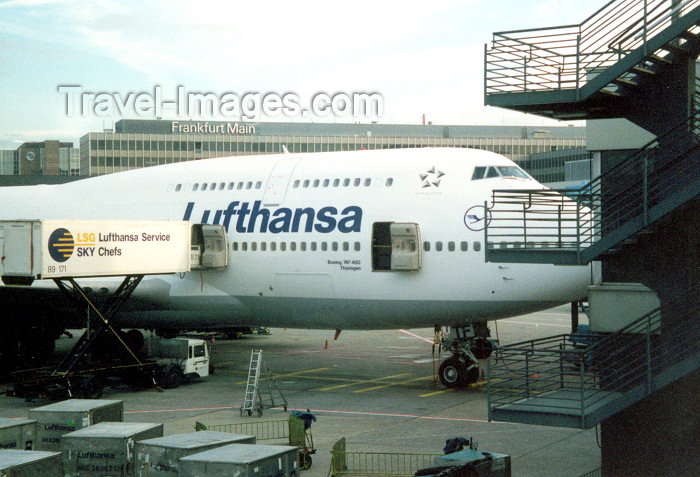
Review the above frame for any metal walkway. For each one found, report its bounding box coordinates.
[485,112,700,265]
[484,0,700,120]
[488,287,700,428]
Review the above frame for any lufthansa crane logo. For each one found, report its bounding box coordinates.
[464,205,492,231]
[48,228,75,262]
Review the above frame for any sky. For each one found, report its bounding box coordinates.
[0,0,595,149]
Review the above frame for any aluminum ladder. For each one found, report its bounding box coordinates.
[239,349,288,417]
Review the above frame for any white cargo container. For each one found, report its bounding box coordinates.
[0,220,191,283]
[134,431,256,477]
[179,443,299,477]
[28,399,123,451]
[0,418,36,450]
[0,449,63,477]
[61,422,163,477]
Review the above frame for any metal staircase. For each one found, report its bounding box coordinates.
[488,286,699,428]
[485,0,700,120]
[484,111,700,265]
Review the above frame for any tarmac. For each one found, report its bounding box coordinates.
[0,305,601,476]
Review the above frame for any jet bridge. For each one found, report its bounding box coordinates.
[0,219,226,398]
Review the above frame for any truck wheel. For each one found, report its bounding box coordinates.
[160,364,184,389]
[76,375,104,399]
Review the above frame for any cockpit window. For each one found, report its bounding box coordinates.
[485,167,500,178]
[472,165,531,180]
[497,166,530,179]
[471,166,486,180]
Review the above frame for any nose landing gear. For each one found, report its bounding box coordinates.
[436,323,494,388]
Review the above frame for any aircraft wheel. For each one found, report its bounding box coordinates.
[439,356,480,388]
[300,452,312,470]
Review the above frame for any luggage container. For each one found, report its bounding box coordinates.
[28,399,123,451]
[0,449,63,477]
[134,431,256,477]
[179,443,299,477]
[61,422,163,477]
[0,418,36,450]
[434,449,511,477]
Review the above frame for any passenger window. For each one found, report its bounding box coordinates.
[313,179,320,188]
[228,182,235,190]
[321,242,328,251]
[436,241,443,252]
[364,178,371,187]
[472,167,486,180]
[474,241,481,252]
[246,181,252,189]
[202,183,208,191]
[333,179,340,187]
[293,180,300,188]
[255,181,262,189]
[261,242,267,251]
[175,184,182,191]
[232,242,238,251]
[300,242,307,251]
[210,182,216,190]
[343,242,349,251]
[241,242,248,251]
[343,178,350,187]
[332,242,339,251]
[354,242,361,251]
[353,178,361,187]
[251,242,257,251]
[311,242,317,251]
[237,182,244,190]
[303,180,310,188]
[386,178,394,187]
[448,241,455,251]
[193,183,200,191]
[323,179,330,187]
[280,242,287,251]
[219,182,225,190]
[423,242,430,252]
[460,241,469,251]
[270,242,277,251]
[290,242,297,251]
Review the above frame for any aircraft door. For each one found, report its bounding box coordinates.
[190,224,228,269]
[372,222,421,271]
[263,158,301,206]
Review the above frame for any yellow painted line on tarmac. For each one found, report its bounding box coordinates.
[234,367,330,385]
[319,373,410,392]
[419,388,455,397]
[353,375,434,393]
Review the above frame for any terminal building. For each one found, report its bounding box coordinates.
[78,119,588,183]
[0,141,80,177]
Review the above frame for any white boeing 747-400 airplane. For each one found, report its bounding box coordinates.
[0,147,592,387]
